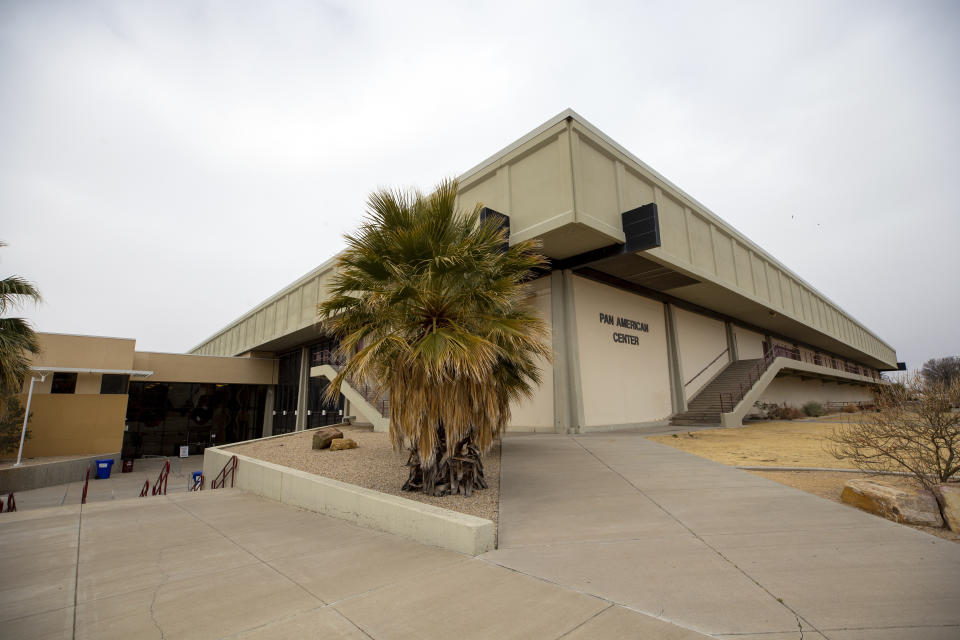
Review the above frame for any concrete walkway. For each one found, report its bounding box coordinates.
[482,431,960,639]
[0,488,709,639]
[7,456,203,510]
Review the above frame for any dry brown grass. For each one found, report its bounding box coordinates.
[229,425,501,524]
[649,417,860,469]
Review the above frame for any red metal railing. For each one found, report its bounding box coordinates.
[139,480,150,498]
[718,345,879,413]
[1,492,15,513]
[81,464,91,505]
[211,455,237,489]
[313,349,390,416]
[151,460,170,496]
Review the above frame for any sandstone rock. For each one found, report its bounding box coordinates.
[329,438,358,451]
[935,484,960,532]
[841,478,943,527]
[312,427,343,450]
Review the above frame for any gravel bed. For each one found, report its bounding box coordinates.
[229,425,500,524]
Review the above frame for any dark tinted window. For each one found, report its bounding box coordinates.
[100,374,130,394]
[51,372,77,394]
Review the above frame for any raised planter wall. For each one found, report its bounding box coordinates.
[202,441,495,556]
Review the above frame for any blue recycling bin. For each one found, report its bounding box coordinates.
[95,458,114,479]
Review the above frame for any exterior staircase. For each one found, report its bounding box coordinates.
[669,359,764,426]
[310,350,390,432]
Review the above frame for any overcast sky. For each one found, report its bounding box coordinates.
[1,0,957,369]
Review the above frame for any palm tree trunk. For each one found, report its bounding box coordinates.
[402,424,487,497]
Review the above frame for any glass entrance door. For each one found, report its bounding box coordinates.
[307,376,344,427]
[274,350,301,434]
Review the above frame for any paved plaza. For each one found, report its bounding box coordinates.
[2,432,959,639]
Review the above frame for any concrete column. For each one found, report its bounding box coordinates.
[262,387,275,437]
[664,303,687,413]
[725,321,739,362]
[295,346,310,431]
[551,270,585,434]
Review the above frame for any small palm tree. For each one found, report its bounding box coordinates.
[319,179,550,496]
[0,242,42,396]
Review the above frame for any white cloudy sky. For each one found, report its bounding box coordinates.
[1,0,957,369]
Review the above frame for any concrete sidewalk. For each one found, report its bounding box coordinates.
[0,489,709,639]
[482,431,960,639]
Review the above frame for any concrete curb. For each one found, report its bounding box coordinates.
[0,453,120,493]
[202,445,496,556]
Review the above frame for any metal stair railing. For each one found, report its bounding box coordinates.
[212,455,237,489]
[684,348,729,389]
[81,464,91,505]
[151,460,170,496]
[1,492,15,513]
[139,480,150,497]
[313,350,390,417]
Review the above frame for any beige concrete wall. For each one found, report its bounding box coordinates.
[756,375,875,408]
[132,352,277,385]
[20,394,126,457]
[733,326,765,360]
[675,308,727,398]
[573,276,671,427]
[32,333,136,371]
[507,277,554,431]
[190,255,340,357]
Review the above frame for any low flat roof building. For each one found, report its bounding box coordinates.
[10,110,897,461]
[187,110,896,436]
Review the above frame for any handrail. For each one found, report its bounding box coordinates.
[151,460,170,496]
[2,492,15,513]
[139,480,150,497]
[684,348,729,387]
[81,464,91,505]
[313,350,390,417]
[212,455,237,489]
[718,344,879,415]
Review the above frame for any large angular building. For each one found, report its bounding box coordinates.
[185,109,897,441]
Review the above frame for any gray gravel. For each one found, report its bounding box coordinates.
[230,425,501,524]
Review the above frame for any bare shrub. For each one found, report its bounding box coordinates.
[842,404,857,413]
[803,401,826,417]
[827,374,960,517]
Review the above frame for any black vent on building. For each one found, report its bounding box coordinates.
[621,203,661,252]
[480,207,510,252]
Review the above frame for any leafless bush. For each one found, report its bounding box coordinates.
[827,374,960,515]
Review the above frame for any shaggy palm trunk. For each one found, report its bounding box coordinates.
[402,424,488,497]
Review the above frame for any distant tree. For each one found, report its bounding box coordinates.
[0,241,42,399]
[0,392,30,454]
[921,357,960,386]
[827,373,960,520]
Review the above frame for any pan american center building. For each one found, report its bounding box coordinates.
[21,110,899,460]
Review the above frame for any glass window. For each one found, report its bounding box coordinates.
[51,372,77,394]
[100,374,130,395]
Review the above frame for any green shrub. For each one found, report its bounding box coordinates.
[802,401,826,417]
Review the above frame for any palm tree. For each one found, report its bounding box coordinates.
[319,179,551,496]
[0,242,42,396]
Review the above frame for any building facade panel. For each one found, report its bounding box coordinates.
[573,276,672,428]
[506,277,554,431]
[675,308,728,399]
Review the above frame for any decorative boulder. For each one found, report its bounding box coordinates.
[312,427,343,450]
[841,478,943,528]
[329,438,358,451]
[935,484,960,532]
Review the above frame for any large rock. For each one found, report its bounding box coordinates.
[329,438,358,451]
[935,484,960,532]
[841,478,943,527]
[312,427,343,450]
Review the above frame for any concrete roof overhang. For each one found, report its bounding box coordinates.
[457,109,897,370]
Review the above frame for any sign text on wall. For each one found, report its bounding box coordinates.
[599,312,649,346]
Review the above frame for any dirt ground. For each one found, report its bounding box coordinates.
[230,425,501,524]
[649,416,960,543]
[649,416,859,469]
